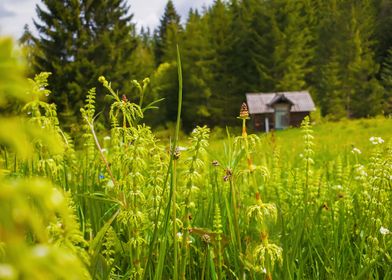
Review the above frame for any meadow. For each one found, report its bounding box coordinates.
[1,39,392,280]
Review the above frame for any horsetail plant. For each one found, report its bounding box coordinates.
[179,125,210,279]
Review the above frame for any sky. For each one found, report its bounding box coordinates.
[0,0,215,40]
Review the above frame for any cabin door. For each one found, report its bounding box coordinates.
[274,104,290,130]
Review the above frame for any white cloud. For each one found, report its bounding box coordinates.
[0,0,38,40]
[0,0,215,40]
[131,0,215,32]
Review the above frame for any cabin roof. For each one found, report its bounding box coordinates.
[246,91,316,114]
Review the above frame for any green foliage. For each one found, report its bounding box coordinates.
[29,0,138,126]
[154,0,182,64]
[2,62,392,280]
[380,47,392,114]
[0,38,89,279]
[3,0,392,277]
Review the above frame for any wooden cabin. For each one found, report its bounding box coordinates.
[246,91,315,132]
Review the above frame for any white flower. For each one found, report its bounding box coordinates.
[351,147,361,154]
[101,148,107,153]
[104,136,111,141]
[32,245,49,258]
[380,226,390,235]
[176,232,183,238]
[261,267,267,274]
[334,185,343,190]
[0,264,15,278]
[177,146,187,151]
[355,165,368,179]
[106,180,114,188]
[369,136,384,145]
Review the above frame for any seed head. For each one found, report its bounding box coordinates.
[223,168,232,181]
[173,147,181,160]
[98,76,106,83]
[239,102,249,119]
[202,234,211,244]
[122,94,128,103]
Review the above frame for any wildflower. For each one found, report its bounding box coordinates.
[261,267,267,274]
[334,185,343,190]
[351,147,361,154]
[32,245,49,258]
[99,173,105,180]
[380,226,390,235]
[369,136,384,145]
[103,136,111,141]
[106,180,114,188]
[0,264,15,278]
[176,232,184,242]
[101,148,107,153]
[354,164,368,179]
[177,146,187,151]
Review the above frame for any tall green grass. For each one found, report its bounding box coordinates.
[1,38,392,279]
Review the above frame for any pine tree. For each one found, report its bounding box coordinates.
[313,0,346,116]
[374,0,392,64]
[343,0,383,117]
[154,0,182,65]
[319,57,346,119]
[181,9,214,130]
[30,0,138,126]
[205,0,234,126]
[149,1,183,125]
[379,47,392,114]
[270,0,315,91]
[313,0,382,118]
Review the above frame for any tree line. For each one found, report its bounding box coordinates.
[21,0,392,132]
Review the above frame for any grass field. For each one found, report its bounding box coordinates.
[1,39,392,279]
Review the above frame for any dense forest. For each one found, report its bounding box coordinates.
[21,0,392,131]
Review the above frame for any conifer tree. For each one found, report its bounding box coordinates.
[150,1,183,125]
[270,0,315,91]
[343,0,383,117]
[313,0,346,116]
[379,47,392,114]
[181,9,214,130]
[374,0,392,64]
[154,0,182,64]
[30,0,138,126]
[205,0,234,126]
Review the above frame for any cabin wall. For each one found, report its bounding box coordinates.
[252,113,274,131]
[290,112,310,127]
[252,111,310,131]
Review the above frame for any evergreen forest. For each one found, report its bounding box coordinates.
[20,0,392,131]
